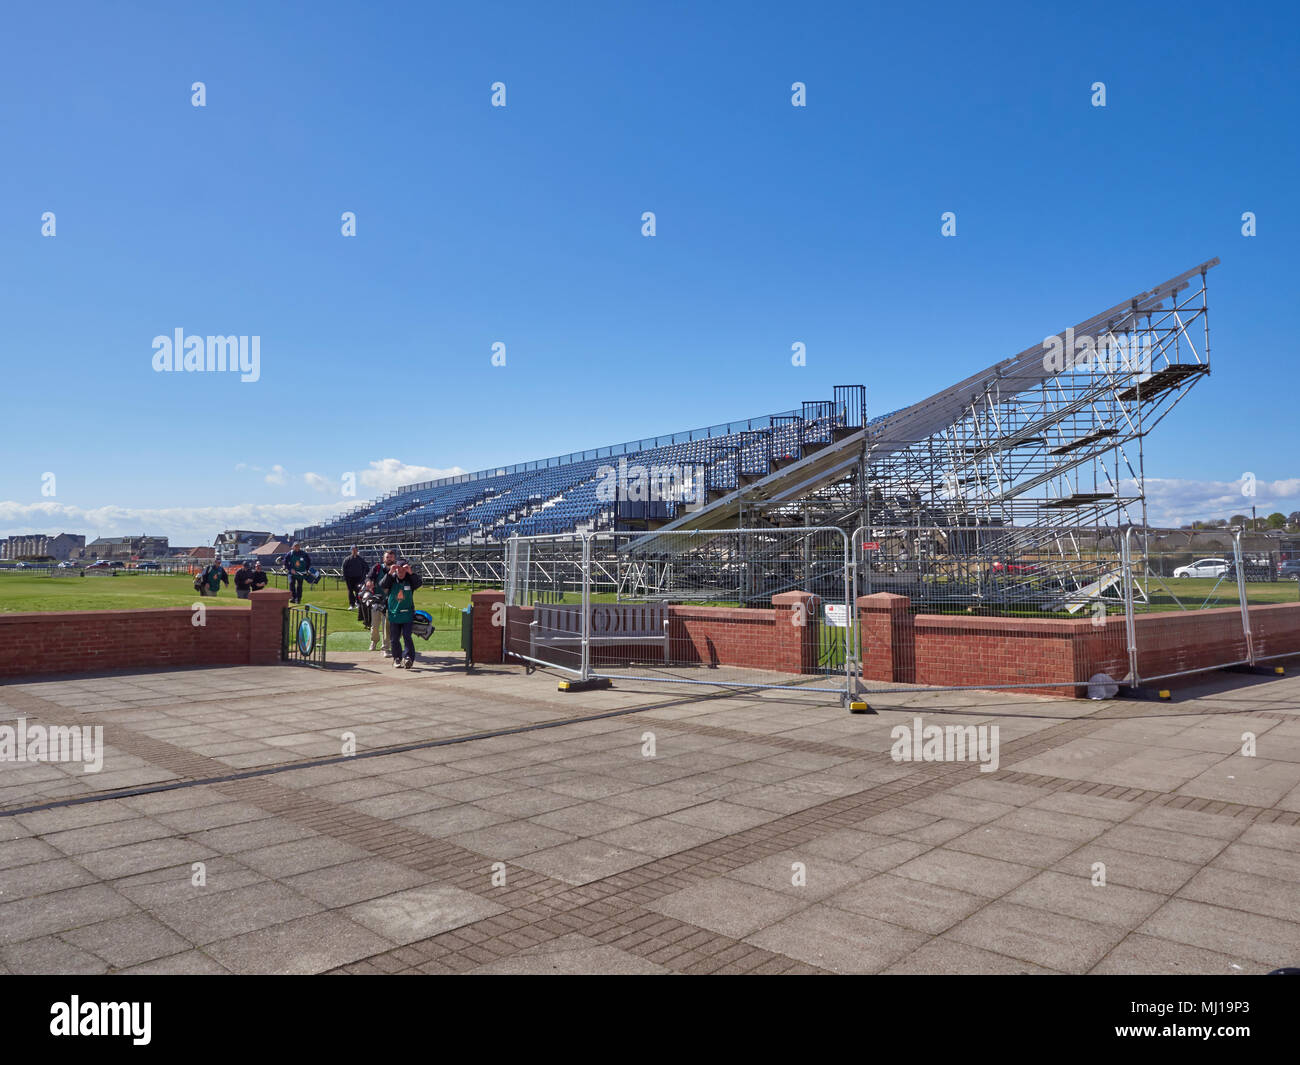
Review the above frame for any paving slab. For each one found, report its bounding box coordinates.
[2,661,1299,975]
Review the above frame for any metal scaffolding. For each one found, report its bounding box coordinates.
[733,260,1219,610]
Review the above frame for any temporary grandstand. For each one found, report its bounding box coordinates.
[297,259,1219,611]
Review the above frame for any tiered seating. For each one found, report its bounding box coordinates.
[296,388,869,546]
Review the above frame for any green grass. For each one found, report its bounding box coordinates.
[2,571,1293,658]
[0,572,472,653]
[0,573,209,613]
[1138,577,1300,610]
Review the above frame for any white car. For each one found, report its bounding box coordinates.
[1173,558,1230,579]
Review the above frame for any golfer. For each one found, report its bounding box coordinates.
[379,559,422,669]
[285,542,312,605]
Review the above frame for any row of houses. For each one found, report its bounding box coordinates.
[1,530,292,563]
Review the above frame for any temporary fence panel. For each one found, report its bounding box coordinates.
[583,528,856,700]
[503,534,592,675]
[1126,528,1256,685]
[851,524,1134,696]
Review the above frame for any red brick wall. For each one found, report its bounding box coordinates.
[0,588,290,679]
[668,606,780,670]
[857,597,1300,698]
[1251,603,1300,662]
[914,614,1080,697]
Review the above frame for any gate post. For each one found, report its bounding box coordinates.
[471,590,505,664]
[249,587,290,665]
[1233,530,1255,665]
[772,591,819,673]
[1122,527,1140,686]
[580,534,592,681]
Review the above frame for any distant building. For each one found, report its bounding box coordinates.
[84,535,169,561]
[214,530,275,560]
[251,539,291,562]
[0,533,85,561]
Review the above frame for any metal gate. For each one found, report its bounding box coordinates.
[282,604,328,666]
[504,528,858,701]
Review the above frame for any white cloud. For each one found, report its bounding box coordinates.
[1126,477,1300,527]
[264,464,288,486]
[303,472,330,492]
[358,459,467,495]
[0,501,343,547]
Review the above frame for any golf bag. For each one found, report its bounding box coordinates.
[411,610,436,641]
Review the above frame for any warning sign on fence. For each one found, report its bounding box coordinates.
[823,603,848,628]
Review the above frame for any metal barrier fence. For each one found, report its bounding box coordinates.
[504,529,858,701]
[501,526,1290,702]
[850,523,1133,695]
[1123,527,1271,684]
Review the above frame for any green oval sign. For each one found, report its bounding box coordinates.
[296,617,316,657]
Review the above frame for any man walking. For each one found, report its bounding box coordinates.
[285,542,312,605]
[366,550,395,653]
[202,561,229,597]
[233,559,255,599]
[251,561,268,591]
[341,546,368,609]
[379,558,422,669]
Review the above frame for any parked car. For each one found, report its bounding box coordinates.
[56,561,78,569]
[87,560,111,569]
[136,561,160,571]
[1279,559,1300,581]
[1173,558,1230,579]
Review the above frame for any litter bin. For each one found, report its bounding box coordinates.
[460,606,473,672]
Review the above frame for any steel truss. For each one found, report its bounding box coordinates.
[726,262,1218,608]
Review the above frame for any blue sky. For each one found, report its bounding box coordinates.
[1,0,1297,542]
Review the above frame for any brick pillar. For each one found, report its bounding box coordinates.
[857,593,914,683]
[471,590,505,664]
[248,587,291,665]
[771,591,820,674]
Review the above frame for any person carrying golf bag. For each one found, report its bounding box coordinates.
[379,559,422,669]
[196,561,228,597]
[365,550,395,653]
[285,542,312,605]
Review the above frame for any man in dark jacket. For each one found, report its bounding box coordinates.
[379,559,422,669]
[341,546,368,609]
[285,542,312,604]
[233,560,255,599]
[251,562,268,591]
